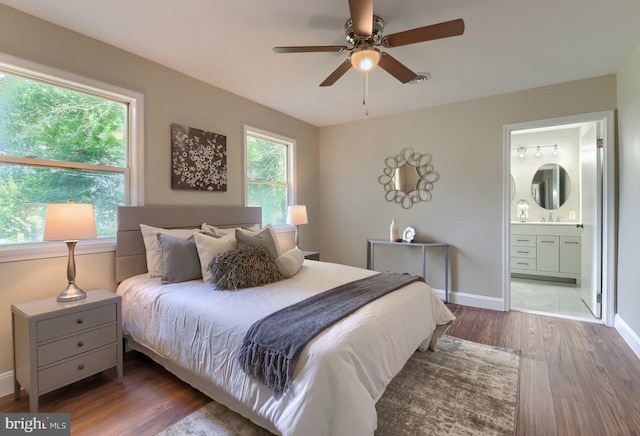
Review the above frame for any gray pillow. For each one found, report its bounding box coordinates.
[209,245,283,290]
[157,233,202,283]
[235,224,281,258]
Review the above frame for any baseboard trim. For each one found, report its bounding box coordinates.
[0,370,13,398]
[433,289,505,311]
[615,314,640,359]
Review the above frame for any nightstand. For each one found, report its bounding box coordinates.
[303,251,320,261]
[12,289,123,412]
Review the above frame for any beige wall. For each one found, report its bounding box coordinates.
[616,41,640,339]
[0,5,319,376]
[319,75,616,301]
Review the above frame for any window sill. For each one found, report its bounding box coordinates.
[0,239,116,263]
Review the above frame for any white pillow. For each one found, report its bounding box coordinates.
[275,247,305,278]
[194,231,237,282]
[201,223,260,236]
[140,224,196,277]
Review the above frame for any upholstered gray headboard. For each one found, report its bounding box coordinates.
[116,205,262,282]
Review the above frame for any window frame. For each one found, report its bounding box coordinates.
[243,126,296,225]
[0,52,144,262]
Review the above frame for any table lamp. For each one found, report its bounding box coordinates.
[43,201,97,302]
[286,205,308,249]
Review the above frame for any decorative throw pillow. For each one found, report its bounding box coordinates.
[201,223,261,236]
[140,224,196,277]
[209,245,283,290]
[275,247,305,278]
[235,224,281,258]
[194,231,237,282]
[157,233,202,283]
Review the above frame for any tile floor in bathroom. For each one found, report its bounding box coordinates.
[510,277,597,320]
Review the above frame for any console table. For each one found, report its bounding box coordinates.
[366,239,450,302]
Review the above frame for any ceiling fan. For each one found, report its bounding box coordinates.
[273,0,465,87]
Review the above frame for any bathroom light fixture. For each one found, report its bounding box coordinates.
[514,144,558,158]
[518,147,526,158]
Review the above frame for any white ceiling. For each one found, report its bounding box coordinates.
[2,0,640,127]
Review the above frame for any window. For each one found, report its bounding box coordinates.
[0,53,143,252]
[244,127,295,225]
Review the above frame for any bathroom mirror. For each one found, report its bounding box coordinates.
[510,175,515,201]
[531,163,571,209]
[378,147,439,209]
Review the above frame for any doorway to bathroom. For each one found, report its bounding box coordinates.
[503,111,615,325]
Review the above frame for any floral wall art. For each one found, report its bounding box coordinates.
[171,123,227,191]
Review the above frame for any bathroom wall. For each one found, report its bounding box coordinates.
[510,128,581,223]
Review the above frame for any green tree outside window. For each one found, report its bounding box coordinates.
[0,72,127,243]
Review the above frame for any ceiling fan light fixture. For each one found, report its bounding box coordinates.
[350,49,381,72]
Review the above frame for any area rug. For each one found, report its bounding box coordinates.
[158,335,520,436]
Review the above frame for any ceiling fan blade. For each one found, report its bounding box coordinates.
[319,59,353,87]
[348,0,373,36]
[273,46,348,54]
[377,52,418,83]
[382,18,465,48]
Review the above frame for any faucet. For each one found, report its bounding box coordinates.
[548,211,553,222]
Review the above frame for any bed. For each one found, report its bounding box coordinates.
[115,205,455,435]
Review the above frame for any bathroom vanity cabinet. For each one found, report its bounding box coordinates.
[511,223,581,283]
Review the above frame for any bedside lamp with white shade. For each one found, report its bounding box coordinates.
[43,201,97,302]
[286,205,308,249]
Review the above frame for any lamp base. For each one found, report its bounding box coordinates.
[57,283,87,302]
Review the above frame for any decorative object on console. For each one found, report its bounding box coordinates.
[402,226,415,243]
[389,218,400,242]
[171,123,227,192]
[517,198,529,222]
[378,147,439,209]
[286,205,308,248]
[43,201,97,302]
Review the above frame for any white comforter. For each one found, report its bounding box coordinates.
[116,260,455,435]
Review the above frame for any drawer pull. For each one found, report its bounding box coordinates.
[78,364,85,370]
[540,240,554,243]
[517,251,529,254]
[77,341,84,347]
[517,262,529,265]
[76,318,84,324]
[516,239,529,242]
[564,241,579,244]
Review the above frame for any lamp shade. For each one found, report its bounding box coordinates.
[44,202,97,241]
[350,49,381,72]
[286,205,308,226]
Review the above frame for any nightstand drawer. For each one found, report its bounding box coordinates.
[511,246,536,258]
[37,325,117,367]
[38,344,118,394]
[511,257,536,270]
[37,304,116,342]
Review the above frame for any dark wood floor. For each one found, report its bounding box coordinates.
[2,304,639,435]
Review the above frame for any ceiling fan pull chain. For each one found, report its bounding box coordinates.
[363,71,369,116]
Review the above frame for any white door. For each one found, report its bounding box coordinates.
[579,122,602,318]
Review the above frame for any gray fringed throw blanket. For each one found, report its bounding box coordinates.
[238,272,424,395]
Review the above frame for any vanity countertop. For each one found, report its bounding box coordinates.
[511,221,580,226]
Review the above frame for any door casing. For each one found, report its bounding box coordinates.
[502,111,616,326]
